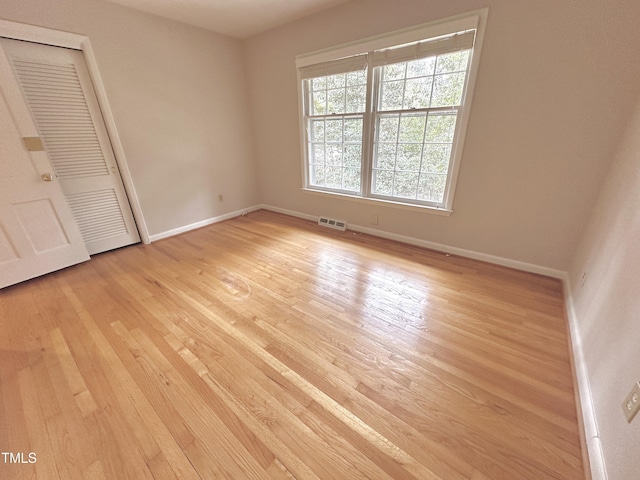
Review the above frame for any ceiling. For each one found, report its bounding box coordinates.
[104,0,352,39]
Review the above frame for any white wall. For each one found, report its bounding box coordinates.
[244,0,640,271]
[567,90,640,479]
[0,0,258,237]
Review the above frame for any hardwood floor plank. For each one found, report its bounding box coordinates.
[82,460,106,480]
[0,210,584,479]
[17,366,61,480]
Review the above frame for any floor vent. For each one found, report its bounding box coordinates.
[318,216,347,232]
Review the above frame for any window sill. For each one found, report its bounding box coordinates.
[300,188,453,216]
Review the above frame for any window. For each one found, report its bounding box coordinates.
[297,13,485,212]
[304,56,368,192]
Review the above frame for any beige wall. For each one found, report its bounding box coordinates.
[2,1,640,476]
[568,91,640,479]
[0,0,258,237]
[244,0,640,270]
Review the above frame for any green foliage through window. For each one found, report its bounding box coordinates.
[301,27,477,208]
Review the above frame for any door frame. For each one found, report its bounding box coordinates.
[0,18,150,245]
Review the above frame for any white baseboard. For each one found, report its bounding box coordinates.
[259,204,318,222]
[351,224,566,278]
[563,275,607,480]
[152,203,565,278]
[148,205,262,242]
[260,204,565,279]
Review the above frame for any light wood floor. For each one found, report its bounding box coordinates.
[0,210,584,479]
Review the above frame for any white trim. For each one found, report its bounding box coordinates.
[258,204,318,222]
[301,187,453,216]
[348,224,564,278]
[0,19,85,48]
[149,205,263,242]
[445,9,488,210]
[260,204,564,278]
[296,8,489,212]
[296,10,486,68]
[0,18,150,244]
[563,275,608,480]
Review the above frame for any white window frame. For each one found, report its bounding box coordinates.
[296,9,488,214]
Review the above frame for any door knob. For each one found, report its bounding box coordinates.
[41,173,54,182]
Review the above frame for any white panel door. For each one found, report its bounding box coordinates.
[0,48,89,289]
[0,38,140,255]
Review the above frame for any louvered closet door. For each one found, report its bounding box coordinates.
[0,38,140,255]
[0,44,89,289]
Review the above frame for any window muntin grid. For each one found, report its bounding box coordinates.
[309,70,367,116]
[306,70,367,192]
[372,111,457,202]
[378,50,469,112]
[372,51,469,204]
[299,25,478,209]
[308,116,363,191]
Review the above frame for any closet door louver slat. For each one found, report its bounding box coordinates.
[66,189,128,244]
[1,38,141,255]
[11,59,110,179]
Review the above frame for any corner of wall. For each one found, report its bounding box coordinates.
[148,204,263,242]
[562,274,608,480]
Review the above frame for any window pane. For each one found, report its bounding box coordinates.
[398,114,426,143]
[325,119,342,143]
[325,166,343,188]
[307,113,363,193]
[403,77,432,109]
[373,110,456,204]
[326,144,342,165]
[310,165,325,186]
[311,119,325,142]
[344,167,361,191]
[435,50,469,74]
[422,144,451,173]
[312,91,326,115]
[311,144,325,164]
[327,88,346,114]
[378,115,399,142]
[394,171,419,198]
[308,70,366,116]
[344,144,362,167]
[326,73,346,89]
[407,57,436,78]
[344,117,362,142]
[379,80,404,111]
[372,169,394,195]
[346,86,366,113]
[418,173,446,202]
[311,77,326,91]
[431,72,465,107]
[346,70,367,86]
[378,51,469,113]
[375,143,396,170]
[425,112,457,143]
[382,62,406,81]
[396,144,422,171]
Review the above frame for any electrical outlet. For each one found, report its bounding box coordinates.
[622,382,640,423]
[371,214,379,225]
